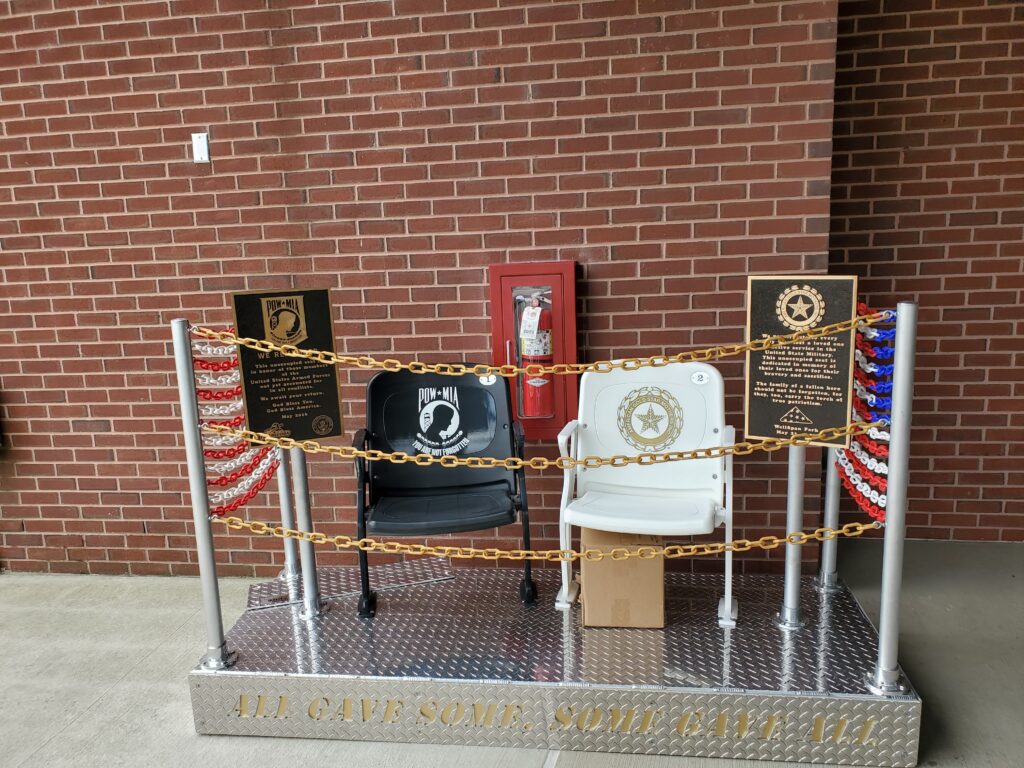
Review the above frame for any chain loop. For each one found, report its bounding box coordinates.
[203,420,881,471]
[191,312,890,378]
[212,516,882,562]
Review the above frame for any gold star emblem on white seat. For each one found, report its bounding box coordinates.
[635,404,665,434]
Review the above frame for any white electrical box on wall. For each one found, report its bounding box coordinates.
[191,132,210,163]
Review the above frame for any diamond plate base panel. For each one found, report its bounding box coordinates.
[191,566,921,767]
[246,557,453,610]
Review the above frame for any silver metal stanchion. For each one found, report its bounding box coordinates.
[290,446,323,619]
[171,318,232,670]
[274,448,300,582]
[777,444,806,630]
[868,301,916,695]
[817,447,842,592]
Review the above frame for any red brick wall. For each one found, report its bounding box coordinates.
[829,0,1024,541]
[0,0,842,575]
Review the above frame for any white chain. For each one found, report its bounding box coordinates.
[208,451,278,503]
[202,432,245,446]
[192,341,237,357]
[849,439,889,475]
[854,347,887,375]
[837,450,887,507]
[868,425,890,441]
[196,370,240,386]
[200,400,243,417]
[206,447,265,475]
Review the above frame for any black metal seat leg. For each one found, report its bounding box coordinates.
[357,548,377,618]
[517,465,538,605]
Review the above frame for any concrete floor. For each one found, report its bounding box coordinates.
[1,540,1020,768]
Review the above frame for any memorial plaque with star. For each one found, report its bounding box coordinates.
[744,275,857,448]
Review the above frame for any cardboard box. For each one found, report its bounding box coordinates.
[579,528,664,628]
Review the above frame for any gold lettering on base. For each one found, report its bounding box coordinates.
[230,690,886,752]
[417,701,437,726]
[500,704,526,730]
[675,710,703,736]
[470,703,499,728]
[232,694,288,719]
[807,715,877,745]
[440,702,465,726]
[383,700,404,725]
[760,714,785,741]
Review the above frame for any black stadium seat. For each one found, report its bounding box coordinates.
[352,368,537,617]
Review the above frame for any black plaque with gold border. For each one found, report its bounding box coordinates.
[231,288,343,442]
[744,276,857,448]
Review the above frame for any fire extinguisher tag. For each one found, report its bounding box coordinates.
[520,330,551,357]
[519,306,542,340]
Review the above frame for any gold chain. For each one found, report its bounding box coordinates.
[204,420,882,471]
[212,515,882,562]
[191,312,892,378]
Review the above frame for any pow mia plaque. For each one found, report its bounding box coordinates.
[745,276,857,448]
[231,288,343,442]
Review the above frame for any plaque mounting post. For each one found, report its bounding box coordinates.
[290,446,323,619]
[274,448,300,583]
[868,301,917,696]
[777,444,806,630]
[817,447,842,592]
[171,318,232,670]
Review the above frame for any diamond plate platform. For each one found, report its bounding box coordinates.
[191,565,921,766]
[246,557,453,610]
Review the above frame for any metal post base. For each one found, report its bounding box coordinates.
[300,602,327,621]
[775,611,805,632]
[717,597,738,629]
[865,670,909,697]
[815,573,843,594]
[201,646,238,671]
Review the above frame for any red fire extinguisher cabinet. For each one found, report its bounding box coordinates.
[488,261,578,441]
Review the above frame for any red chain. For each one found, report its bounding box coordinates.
[207,446,273,487]
[854,368,890,392]
[855,433,890,458]
[197,385,242,401]
[194,357,239,371]
[209,460,279,517]
[838,467,887,522]
[855,334,880,357]
[203,441,249,459]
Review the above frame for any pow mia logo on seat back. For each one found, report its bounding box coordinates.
[616,386,683,452]
[413,387,471,456]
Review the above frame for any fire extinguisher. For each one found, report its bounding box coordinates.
[519,295,554,418]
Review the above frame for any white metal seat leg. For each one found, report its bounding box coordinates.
[555,518,579,609]
[555,420,580,610]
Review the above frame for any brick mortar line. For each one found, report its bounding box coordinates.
[0,45,839,94]
[0,143,836,175]
[0,100,836,141]
[3,200,833,224]
[3,37,838,88]
[3,12,829,50]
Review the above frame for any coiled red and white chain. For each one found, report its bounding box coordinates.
[191,327,279,516]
